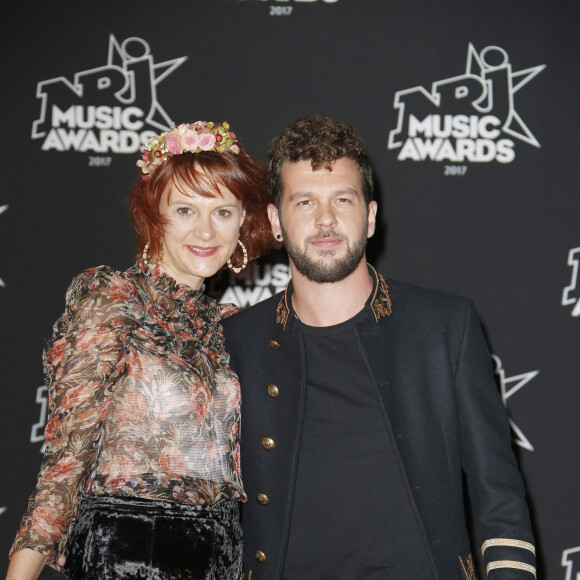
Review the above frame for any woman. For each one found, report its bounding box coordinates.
[7,121,273,579]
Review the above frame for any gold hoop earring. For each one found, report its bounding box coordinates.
[142,242,151,266]
[227,240,248,273]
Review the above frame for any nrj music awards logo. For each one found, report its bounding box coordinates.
[32,35,187,154]
[388,44,546,164]
[562,247,580,317]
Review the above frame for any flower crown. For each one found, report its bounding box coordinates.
[137,121,240,178]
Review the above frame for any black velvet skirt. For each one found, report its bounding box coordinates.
[62,496,243,580]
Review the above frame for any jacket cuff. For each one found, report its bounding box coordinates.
[482,538,536,577]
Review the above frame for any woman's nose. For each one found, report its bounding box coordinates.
[194,214,215,240]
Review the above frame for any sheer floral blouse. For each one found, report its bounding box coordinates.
[11,260,245,562]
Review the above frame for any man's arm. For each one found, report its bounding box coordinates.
[454,301,536,579]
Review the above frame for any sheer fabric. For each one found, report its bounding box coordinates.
[11,261,245,562]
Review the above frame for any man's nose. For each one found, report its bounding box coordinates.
[315,202,337,229]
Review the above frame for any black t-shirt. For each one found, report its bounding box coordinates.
[282,306,431,580]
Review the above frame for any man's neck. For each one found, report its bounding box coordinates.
[290,259,373,327]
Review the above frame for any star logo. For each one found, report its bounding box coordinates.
[492,354,539,451]
[0,205,7,288]
[462,44,546,147]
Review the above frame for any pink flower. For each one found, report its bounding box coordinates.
[61,382,94,410]
[75,328,110,354]
[221,376,241,412]
[232,444,241,474]
[113,391,147,423]
[165,132,182,154]
[31,505,66,542]
[47,338,66,367]
[108,275,138,302]
[198,133,216,150]
[102,454,138,489]
[159,446,186,477]
[44,415,62,442]
[189,380,211,421]
[45,456,82,483]
[204,437,220,461]
[182,131,200,151]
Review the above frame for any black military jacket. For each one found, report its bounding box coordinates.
[222,268,536,580]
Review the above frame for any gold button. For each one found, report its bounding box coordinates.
[267,384,279,398]
[256,492,270,505]
[268,339,281,350]
[254,549,267,563]
[261,437,275,451]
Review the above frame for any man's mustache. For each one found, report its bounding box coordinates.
[305,230,347,243]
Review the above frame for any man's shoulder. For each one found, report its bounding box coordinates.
[387,277,469,304]
[384,276,474,320]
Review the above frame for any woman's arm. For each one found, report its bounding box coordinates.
[9,268,132,567]
[6,548,47,580]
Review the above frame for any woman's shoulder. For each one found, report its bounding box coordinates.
[64,264,143,313]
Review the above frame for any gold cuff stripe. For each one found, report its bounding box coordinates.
[481,538,536,556]
[486,560,536,577]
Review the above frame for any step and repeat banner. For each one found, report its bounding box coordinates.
[1,1,579,578]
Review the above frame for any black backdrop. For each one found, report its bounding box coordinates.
[2,1,579,578]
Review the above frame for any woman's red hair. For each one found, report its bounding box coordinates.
[129,147,277,267]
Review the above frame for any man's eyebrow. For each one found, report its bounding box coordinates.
[287,188,359,202]
[287,192,312,202]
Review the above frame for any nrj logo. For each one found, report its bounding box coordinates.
[388,44,546,163]
[32,35,187,154]
[562,247,580,317]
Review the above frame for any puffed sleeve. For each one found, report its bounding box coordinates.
[10,267,136,563]
[455,300,536,579]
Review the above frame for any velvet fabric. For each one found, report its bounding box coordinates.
[63,496,242,579]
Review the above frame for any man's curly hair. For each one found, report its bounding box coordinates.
[268,116,374,209]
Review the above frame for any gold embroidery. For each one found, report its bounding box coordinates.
[481,538,535,556]
[486,560,536,577]
[275,265,392,327]
[275,286,290,328]
[458,553,478,580]
[369,265,392,322]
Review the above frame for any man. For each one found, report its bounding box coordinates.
[222,116,536,580]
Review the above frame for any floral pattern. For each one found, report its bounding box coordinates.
[11,260,244,562]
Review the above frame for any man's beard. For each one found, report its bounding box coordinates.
[281,224,368,284]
